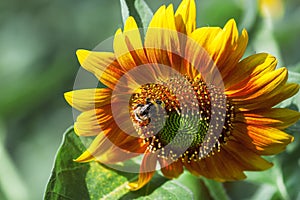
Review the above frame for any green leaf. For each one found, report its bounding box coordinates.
[119,0,153,29]
[44,127,93,200]
[44,128,194,199]
[44,127,134,200]
[121,177,193,200]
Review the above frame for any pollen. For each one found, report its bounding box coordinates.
[129,75,234,161]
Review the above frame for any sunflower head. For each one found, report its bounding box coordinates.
[65,0,300,191]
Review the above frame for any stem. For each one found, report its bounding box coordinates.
[202,178,230,200]
[274,159,290,200]
[0,120,29,200]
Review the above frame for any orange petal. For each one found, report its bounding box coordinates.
[175,0,196,34]
[214,19,245,61]
[219,28,248,79]
[236,108,300,129]
[76,49,124,89]
[159,159,183,179]
[184,152,246,181]
[231,123,294,155]
[227,68,287,99]
[191,19,248,78]
[184,158,213,178]
[185,142,270,181]
[117,136,147,154]
[128,152,158,191]
[224,53,277,88]
[235,83,300,111]
[186,27,222,79]
[74,103,144,152]
[64,88,112,112]
[223,140,273,171]
[207,149,247,180]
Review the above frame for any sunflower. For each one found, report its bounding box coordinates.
[64,0,300,191]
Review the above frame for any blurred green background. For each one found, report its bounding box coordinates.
[0,0,300,199]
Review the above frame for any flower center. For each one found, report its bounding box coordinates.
[129,75,234,162]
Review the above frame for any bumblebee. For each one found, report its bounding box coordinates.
[134,98,163,123]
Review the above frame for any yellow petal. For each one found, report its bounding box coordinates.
[145,5,181,72]
[74,150,95,162]
[113,17,148,72]
[190,27,222,50]
[124,16,142,35]
[76,49,123,89]
[249,125,294,146]
[175,0,196,34]
[185,31,221,80]
[145,4,178,51]
[94,146,142,164]
[123,17,148,64]
[75,133,141,164]
[148,5,176,30]
[75,126,131,161]
[77,49,114,71]
[74,106,112,136]
[74,128,116,163]
[165,5,177,30]
[64,88,112,112]
[113,28,136,71]
[128,152,158,191]
[92,134,146,164]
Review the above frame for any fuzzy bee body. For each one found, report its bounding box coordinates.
[134,98,164,123]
